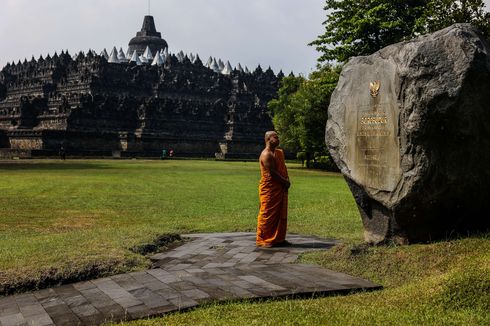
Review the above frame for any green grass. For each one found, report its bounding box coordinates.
[0,159,359,294]
[0,159,488,325]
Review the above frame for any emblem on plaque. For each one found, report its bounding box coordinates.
[370,80,381,98]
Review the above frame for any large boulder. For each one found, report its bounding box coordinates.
[326,24,490,244]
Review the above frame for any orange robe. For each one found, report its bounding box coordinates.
[256,148,289,247]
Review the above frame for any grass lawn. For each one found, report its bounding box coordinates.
[0,159,488,325]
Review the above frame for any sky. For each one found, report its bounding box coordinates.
[0,0,326,76]
[1,1,489,76]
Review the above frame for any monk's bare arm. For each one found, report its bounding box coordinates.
[261,151,291,189]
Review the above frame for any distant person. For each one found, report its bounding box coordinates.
[161,149,167,159]
[256,131,290,247]
[59,146,66,160]
[169,149,174,158]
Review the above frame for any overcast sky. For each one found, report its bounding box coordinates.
[0,0,326,76]
[1,0,489,76]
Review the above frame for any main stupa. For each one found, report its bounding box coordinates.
[128,16,168,56]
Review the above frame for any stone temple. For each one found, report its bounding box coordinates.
[0,16,282,158]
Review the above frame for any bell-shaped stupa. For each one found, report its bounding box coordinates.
[128,16,168,56]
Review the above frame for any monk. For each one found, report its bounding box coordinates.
[256,131,291,247]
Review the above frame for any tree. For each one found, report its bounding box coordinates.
[267,75,304,154]
[415,0,490,36]
[310,0,427,63]
[311,0,490,63]
[268,65,341,168]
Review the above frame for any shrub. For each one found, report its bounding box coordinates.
[296,152,307,166]
[312,155,339,172]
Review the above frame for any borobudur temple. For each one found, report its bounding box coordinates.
[0,16,283,159]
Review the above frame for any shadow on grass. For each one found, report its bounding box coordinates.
[288,242,336,249]
[0,162,114,171]
[257,242,336,251]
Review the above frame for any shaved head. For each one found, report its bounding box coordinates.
[264,130,280,149]
[264,131,277,142]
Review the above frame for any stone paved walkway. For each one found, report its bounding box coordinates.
[0,233,380,326]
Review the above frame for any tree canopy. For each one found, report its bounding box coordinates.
[268,0,489,170]
[311,0,490,63]
[415,0,490,37]
[268,65,340,165]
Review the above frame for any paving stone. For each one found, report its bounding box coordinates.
[230,280,254,289]
[0,232,380,325]
[79,313,107,326]
[231,252,249,259]
[190,286,228,300]
[266,252,288,264]
[113,296,142,310]
[63,295,88,308]
[39,297,64,309]
[128,271,148,279]
[261,270,306,289]
[173,270,193,278]
[79,288,114,309]
[0,302,19,317]
[33,289,57,301]
[180,276,208,286]
[112,276,145,293]
[148,304,178,316]
[154,290,181,301]
[92,279,141,309]
[72,282,96,292]
[95,304,126,321]
[18,303,47,317]
[70,304,100,318]
[212,287,241,300]
[125,304,149,320]
[0,313,25,326]
[52,285,81,300]
[0,297,10,306]
[13,294,37,309]
[168,281,197,291]
[185,268,205,274]
[225,286,257,298]
[125,273,169,292]
[151,259,176,268]
[150,252,168,260]
[216,274,239,282]
[238,246,257,254]
[238,252,263,264]
[205,278,229,288]
[129,288,168,309]
[255,281,286,292]
[169,296,198,310]
[281,255,298,263]
[44,304,81,326]
[188,254,211,261]
[24,313,54,326]
[203,262,233,269]
[201,267,227,275]
[200,250,217,255]
[168,264,194,271]
[143,281,173,292]
[147,269,181,284]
